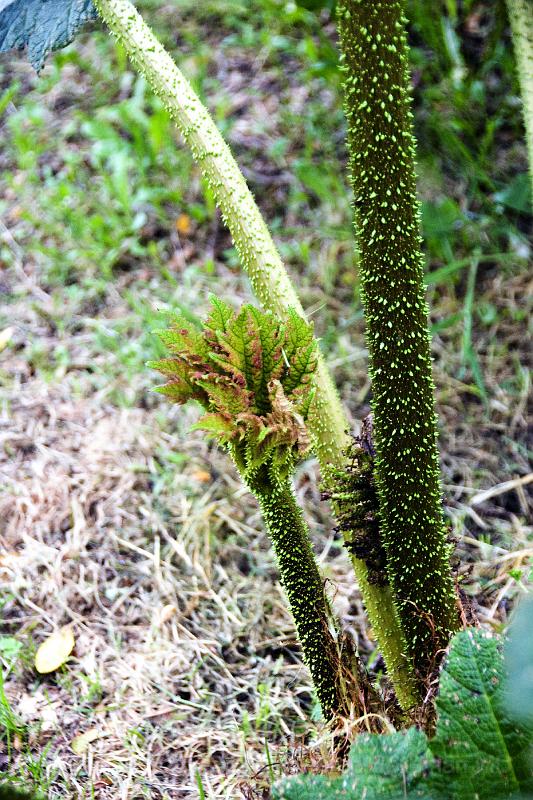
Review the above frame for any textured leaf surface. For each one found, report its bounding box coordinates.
[281,308,317,396]
[430,629,533,799]
[211,306,285,416]
[0,0,97,71]
[151,299,316,481]
[205,296,234,335]
[274,775,343,800]
[274,628,533,800]
[191,412,235,441]
[343,728,434,799]
[274,728,434,800]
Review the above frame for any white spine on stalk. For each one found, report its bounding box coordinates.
[506,0,533,199]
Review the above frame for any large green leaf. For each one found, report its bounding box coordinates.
[430,629,533,799]
[274,728,434,800]
[274,628,533,800]
[273,775,342,800]
[0,0,97,71]
[342,728,434,800]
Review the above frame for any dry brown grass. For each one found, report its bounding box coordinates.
[1,262,378,796]
[1,244,530,798]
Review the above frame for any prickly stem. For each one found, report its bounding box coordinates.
[249,473,345,719]
[337,0,461,690]
[506,0,533,199]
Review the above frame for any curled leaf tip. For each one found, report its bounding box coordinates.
[150,298,318,480]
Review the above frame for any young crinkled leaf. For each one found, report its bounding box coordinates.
[150,298,317,478]
[191,412,235,443]
[149,359,208,405]
[281,308,318,397]
[205,296,234,336]
[156,315,209,360]
[148,316,212,405]
[154,378,205,405]
[246,306,285,411]
[266,379,310,456]
[211,306,283,415]
[196,374,251,416]
[208,307,257,392]
[0,0,97,72]
[242,382,309,478]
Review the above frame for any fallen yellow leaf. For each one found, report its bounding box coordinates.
[159,603,177,624]
[71,728,100,755]
[175,213,192,235]
[191,469,211,483]
[0,327,14,353]
[34,625,75,674]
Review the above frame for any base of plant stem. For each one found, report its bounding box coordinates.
[349,557,422,711]
[251,474,346,719]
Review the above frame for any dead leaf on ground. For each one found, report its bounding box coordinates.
[71,727,101,754]
[158,603,177,624]
[175,213,192,235]
[191,469,211,483]
[0,327,14,353]
[34,625,75,674]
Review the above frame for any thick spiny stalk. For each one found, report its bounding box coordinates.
[506,0,533,198]
[93,0,412,706]
[338,0,460,687]
[249,470,344,718]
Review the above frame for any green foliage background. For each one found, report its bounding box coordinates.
[0,0,528,404]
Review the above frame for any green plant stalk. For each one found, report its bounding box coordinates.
[92,0,346,468]
[248,467,344,719]
[506,0,533,198]
[93,0,414,708]
[152,302,351,720]
[338,0,460,679]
